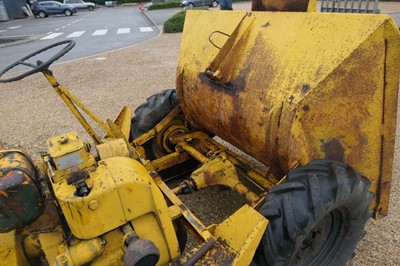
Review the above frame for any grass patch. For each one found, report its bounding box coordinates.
[148,2,180,10]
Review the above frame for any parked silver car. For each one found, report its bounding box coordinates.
[63,0,95,11]
[181,0,218,8]
[32,1,77,18]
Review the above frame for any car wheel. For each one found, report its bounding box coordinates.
[211,0,218,7]
[188,2,194,8]
[64,9,72,16]
[38,11,46,18]
[88,6,94,11]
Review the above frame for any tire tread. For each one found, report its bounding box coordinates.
[254,160,373,266]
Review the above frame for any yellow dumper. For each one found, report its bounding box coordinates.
[0,0,399,265]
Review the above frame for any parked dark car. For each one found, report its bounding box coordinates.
[32,1,77,18]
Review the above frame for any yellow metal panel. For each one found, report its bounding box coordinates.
[0,231,29,266]
[91,230,125,266]
[212,205,268,265]
[53,161,125,239]
[96,138,130,159]
[107,157,180,262]
[104,106,132,140]
[131,214,171,266]
[52,157,179,261]
[39,232,64,263]
[177,11,400,216]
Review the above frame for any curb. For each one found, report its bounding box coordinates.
[141,10,159,28]
[142,10,164,33]
[0,34,43,48]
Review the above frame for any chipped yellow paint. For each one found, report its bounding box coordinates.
[52,156,180,264]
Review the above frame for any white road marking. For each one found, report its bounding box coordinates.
[41,32,63,40]
[67,31,85,38]
[140,27,153,32]
[8,26,21,29]
[92,29,108,36]
[117,28,130,34]
[0,30,6,33]
[61,26,66,29]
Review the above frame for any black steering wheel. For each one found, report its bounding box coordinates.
[0,40,75,83]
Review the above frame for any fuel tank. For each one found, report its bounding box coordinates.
[176,11,400,215]
[0,145,43,232]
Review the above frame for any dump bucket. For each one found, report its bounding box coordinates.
[176,11,400,215]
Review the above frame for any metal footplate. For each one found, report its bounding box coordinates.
[180,205,268,265]
[156,178,268,265]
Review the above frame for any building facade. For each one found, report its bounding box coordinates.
[1,0,29,20]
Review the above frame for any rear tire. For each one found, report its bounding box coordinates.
[211,0,218,7]
[187,2,194,8]
[252,160,373,266]
[130,89,180,159]
[38,11,46,18]
[88,6,94,11]
[130,89,199,178]
[64,9,72,16]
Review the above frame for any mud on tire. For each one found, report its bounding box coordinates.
[253,160,373,266]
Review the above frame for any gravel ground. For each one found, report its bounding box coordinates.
[1,9,400,265]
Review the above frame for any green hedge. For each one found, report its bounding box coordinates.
[163,10,186,33]
[148,2,181,10]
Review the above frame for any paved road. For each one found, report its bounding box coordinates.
[0,6,158,73]
[145,8,182,26]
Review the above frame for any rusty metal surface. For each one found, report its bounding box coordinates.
[0,146,43,233]
[252,0,311,12]
[177,11,400,216]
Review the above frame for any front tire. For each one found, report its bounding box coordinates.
[187,2,194,8]
[211,0,218,7]
[253,160,373,265]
